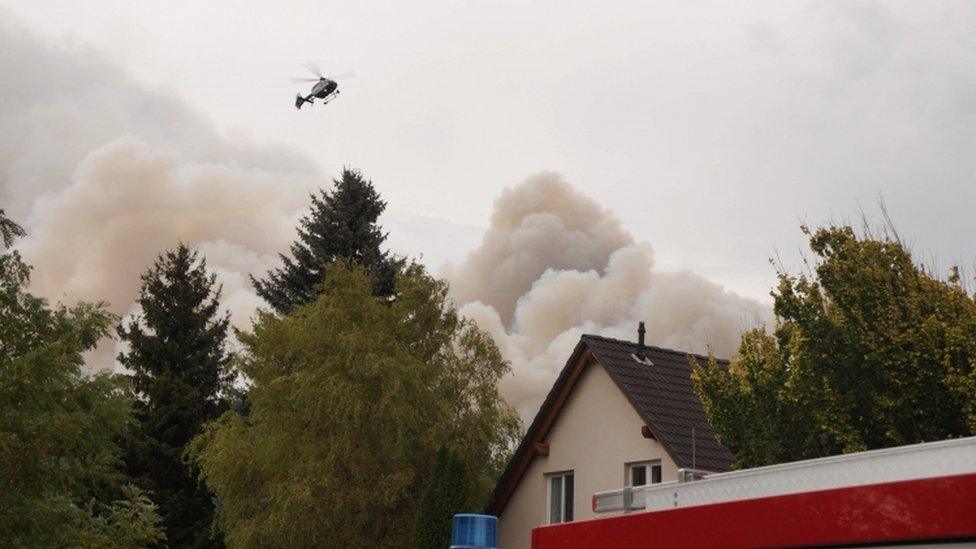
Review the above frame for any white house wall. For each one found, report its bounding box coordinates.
[498,359,678,549]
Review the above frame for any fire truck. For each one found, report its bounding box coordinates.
[530,436,976,548]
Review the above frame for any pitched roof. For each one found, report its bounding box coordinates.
[486,334,734,516]
[581,334,734,472]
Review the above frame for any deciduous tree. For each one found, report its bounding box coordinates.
[694,224,976,468]
[192,263,519,548]
[0,211,164,547]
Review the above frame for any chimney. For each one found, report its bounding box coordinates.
[631,321,653,365]
[637,321,647,361]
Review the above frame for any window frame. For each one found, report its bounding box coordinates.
[546,470,575,524]
[626,460,662,487]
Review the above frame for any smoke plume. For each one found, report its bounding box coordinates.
[3,13,771,422]
[444,173,771,420]
[0,13,320,368]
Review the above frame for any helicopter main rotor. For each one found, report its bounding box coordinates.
[289,62,356,83]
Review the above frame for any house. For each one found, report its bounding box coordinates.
[534,437,976,548]
[486,324,734,549]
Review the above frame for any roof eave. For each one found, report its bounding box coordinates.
[485,339,593,516]
[486,335,734,515]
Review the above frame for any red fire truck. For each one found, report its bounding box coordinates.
[531,436,976,548]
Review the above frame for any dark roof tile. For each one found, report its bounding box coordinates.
[487,333,734,515]
[581,334,733,472]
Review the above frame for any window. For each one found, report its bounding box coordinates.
[547,471,574,524]
[627,460,662,487]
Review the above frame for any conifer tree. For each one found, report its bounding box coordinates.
[251,167,399,314]
[118,244,233,548]
[410,447,470,549]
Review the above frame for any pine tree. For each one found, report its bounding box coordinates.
[410,447,470,549]
[251,167,399,314]
[118,244,233,548]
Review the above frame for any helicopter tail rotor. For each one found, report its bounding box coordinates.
[295,94,310,109]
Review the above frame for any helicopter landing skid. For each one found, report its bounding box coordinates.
[321,91,339,105]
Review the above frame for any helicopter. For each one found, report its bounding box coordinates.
[290,62,354,109]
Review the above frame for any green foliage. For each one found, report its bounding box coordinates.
[0,208,25,248]
[78,485,168,548]
[694,330,826,467]
[251,167,401,314]
[118,244,234,547]
[191,263,520,548]
[694,224,976,468]
[0,211,165,547]
[410,447,469,549]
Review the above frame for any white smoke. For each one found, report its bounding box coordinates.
[0,13,320,368]
[444,173,772,420]
[2,13,771,418]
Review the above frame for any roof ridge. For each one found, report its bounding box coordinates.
[580,333,729,364]
[488,333,735,516]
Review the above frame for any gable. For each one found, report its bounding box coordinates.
[496,359,678,548]
[535,358,678,477]
[582,335,734,472]
[487,341,592,516]
[487,335,733,516]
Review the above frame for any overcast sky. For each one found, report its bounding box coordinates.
[4,0,975,304]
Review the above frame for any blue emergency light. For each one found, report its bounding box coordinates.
[450,513,498,549]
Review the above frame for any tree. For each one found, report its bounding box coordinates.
[0,209,25,247]
[0,211,164,547]
[694,223,976,468]
[191,263,520,548]
[251,168,400,314]
[118,244,234,547]
[77,485,167,548]
[410,447,469,549]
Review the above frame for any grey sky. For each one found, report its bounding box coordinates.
[4,0,975,303]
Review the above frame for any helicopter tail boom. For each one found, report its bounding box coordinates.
[295,94,312,109]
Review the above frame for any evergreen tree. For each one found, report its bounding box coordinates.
[410,447,470,549]
[251,167,399,314]
[118,244,233,547]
